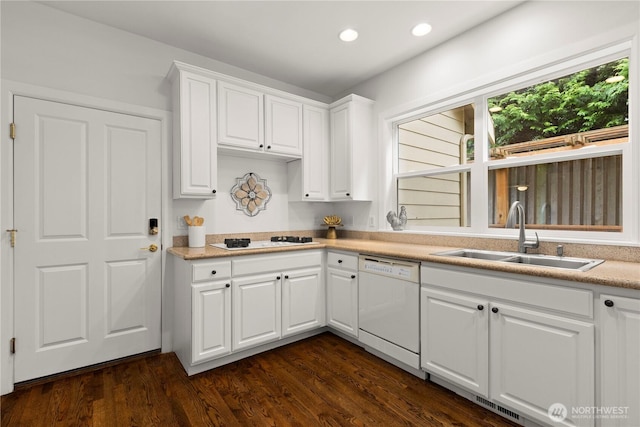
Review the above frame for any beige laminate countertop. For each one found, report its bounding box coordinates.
[168,238,640,290]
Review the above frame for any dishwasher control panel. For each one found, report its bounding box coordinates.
[358,255,420,283]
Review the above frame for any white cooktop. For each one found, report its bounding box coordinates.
[210,240,320,251]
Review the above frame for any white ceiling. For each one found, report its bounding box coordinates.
[42,1,523,98]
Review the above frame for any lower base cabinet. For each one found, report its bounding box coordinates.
[173,250,323,372]
[232,273,282,351]
[489,303,594,426]
[192,281,232,363]
[599,294,640,427]
[421,288,489,396]
[282,267,325,336]
[326,251,358,337]
[421,264,595,427]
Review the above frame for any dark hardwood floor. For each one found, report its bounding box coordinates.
[1,333,517,426]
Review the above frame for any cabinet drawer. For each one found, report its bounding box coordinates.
[192,260,232,282]
[327,251,358,270]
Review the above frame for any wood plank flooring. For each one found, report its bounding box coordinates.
[1,332,517,426]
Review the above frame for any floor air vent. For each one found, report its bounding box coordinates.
[475,396,520,422]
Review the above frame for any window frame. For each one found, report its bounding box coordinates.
[389,42,637,244]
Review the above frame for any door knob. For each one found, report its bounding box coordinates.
[141,244,158,252]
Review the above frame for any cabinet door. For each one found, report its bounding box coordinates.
[282,267,324,337]
[232,273,281,351]
[421,288,489,397]
[175,71,217,198]
[218,81,264,150]
[329,103,352,199]
[326,267,358,337]
[265,95,302,156]
[302,105,328,200]
[192,281,231,363]
[600,295,640,427]
[490,303,594,427]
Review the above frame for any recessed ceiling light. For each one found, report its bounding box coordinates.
[411,23,432,37]
[339,28,358,42]
[605,75,625,83]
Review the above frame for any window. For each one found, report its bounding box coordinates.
[392,50,632,241]
[487,58,627,232]
[395,104,474,228]
[488,156,622,231]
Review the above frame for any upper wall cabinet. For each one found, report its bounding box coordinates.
[329,95,375,201]
[168,63,218,199]
[218,82,303,158]
[288,104,329,201]
[265,95,303,156]
[217,81,264,152]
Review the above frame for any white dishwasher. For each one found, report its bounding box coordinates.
[358,255,422,373]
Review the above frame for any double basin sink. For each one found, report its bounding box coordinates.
[434,249,604,272]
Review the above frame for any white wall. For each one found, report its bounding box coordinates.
[341,0,640,233]
[173,154,328,236]
[0,0,334,239]
[0,1,331,110]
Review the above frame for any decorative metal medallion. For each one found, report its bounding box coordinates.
[230,172,272,216]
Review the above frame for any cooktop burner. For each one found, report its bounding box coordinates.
[211,236,316,251]
[270,236,314,243]
[224,238,250,248]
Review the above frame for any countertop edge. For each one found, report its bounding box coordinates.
[168,239,640,291]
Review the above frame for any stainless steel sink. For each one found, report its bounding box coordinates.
[434,249,604,272]
[435,249,517,261]
[502,255,604,271]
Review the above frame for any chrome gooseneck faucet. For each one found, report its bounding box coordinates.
[506,201,539,253]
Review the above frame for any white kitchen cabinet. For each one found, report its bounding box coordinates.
[218,81,264,151]
[599,294,640,427]
[265,95,303,156]
[231,250,323,352]
[421,263,595,427]
[490,303,594,427]
[329,94,374,201]
[232,273,282,351]
[168,62,217,199]
[421,288,489,397]
[288,104,329,201]
[173,258,232,368]
[218,82,304,158]
[326,251,358,337]
[282,266,325,337]
[192,280,231,363]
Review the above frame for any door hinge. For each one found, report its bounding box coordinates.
[10,338,15,354]
[6,229,17,247]
[9,123,16,140]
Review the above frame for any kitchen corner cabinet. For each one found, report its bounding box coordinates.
[173,258,232,366]
[421,264,595,427]
[168,63,217,199]
[326,251,358,337]
[329,95,374,201]
[599,294,640,427]
[288,104,329,201]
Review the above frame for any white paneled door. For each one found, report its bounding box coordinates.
[13,96,162,383]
